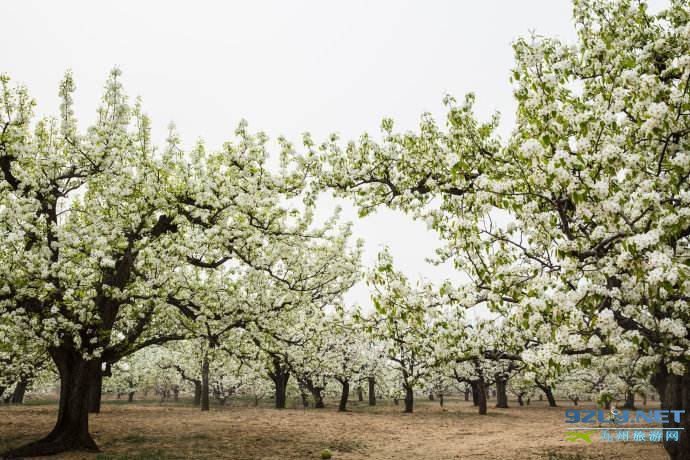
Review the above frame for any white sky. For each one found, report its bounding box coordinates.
[0,0,665,315]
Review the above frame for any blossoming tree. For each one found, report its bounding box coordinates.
[316,1,690,458]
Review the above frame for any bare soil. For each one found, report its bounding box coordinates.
[0,398,669,460]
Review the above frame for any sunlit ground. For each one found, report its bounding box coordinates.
[0,397,667,460]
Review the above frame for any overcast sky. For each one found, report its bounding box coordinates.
[1,0,663,315]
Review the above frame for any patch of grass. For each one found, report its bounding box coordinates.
[121,434,149,444]
[543,451,590,460]
[95,448,174,460]
[23,399,59,406]
[184,432,211,440]
[327,439,366,453]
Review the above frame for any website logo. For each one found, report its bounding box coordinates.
[563,408,685,443]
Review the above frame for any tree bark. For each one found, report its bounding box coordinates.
[127,391,134,402]
[652,366,690,460]
[1,348,99,458]
[88,367,103,413]
[476,380,487,415]
[310,387,324,408]
[172,386,179,402]
[403,386,414,413]
[471,382,480,406]
[268,359,290,409]
[495,376,509,408]
[367,376,376,406]
[201,355,210,411]
[517,394,524,406]
[357,385,363,402]
[338,379,349,412]
[542,385,557,407]
[464,387,470,402]
[11,378,28,404]
[471,380,487,414]
[438,393,444,408]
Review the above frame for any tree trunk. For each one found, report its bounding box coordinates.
[470,380,487,414]
[368,376,376,406]
[517,394,524,406]
[357,385,363,402]
[476,380,487,415]
[88,367,103,413]
[338,379,349,412]
[1,348,99,458]
[464,387,470,402]
[428,393,434,401]
[11,378,28,404]
[403,386,414,413]
[652,366,690,460]
[172,386,179,402]
[471,382,480,406]
[622,389,635,409]
[495,376,509,408]
[201,355,210,411]
[193,381,201,406]
[310,388,324,408]
[542,386,557,407]
[300,389,309,408]
[439,393,444,408]
[393,397,398,405]
[127,392,134,402]
[268,360,290,409]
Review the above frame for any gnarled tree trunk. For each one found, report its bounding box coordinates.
[471,380,487,414]
[310,388,324,408]
[403,386,414,413]
[495,376,509,408]
[471,382,480,406]
[88,366,103,413]
[2,348,99,458]
[11,378,28,404]
[201,355,210,411]
[536,383,557,407]
[652,366,690,460]
[268,359,290,409]
[368,376,376,406]
[543,386,557,407]
[337,378,349,412]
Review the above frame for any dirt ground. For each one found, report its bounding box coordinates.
[0,398,670,460]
